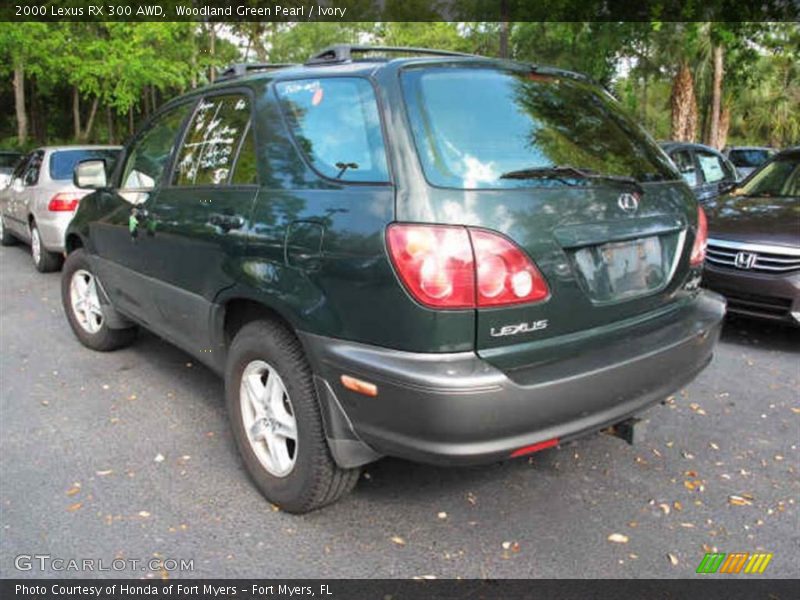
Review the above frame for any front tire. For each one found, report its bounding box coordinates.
[61,249,137,351]
[226,320,360,513]
[30,221,62,273]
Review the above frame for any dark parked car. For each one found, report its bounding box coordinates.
[724,146,776,180]
[660,142,738,205]
[703,147,800,324]
[60,46,724,513]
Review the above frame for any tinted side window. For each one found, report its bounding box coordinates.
[173,94,252,186]
[23,151,44,186]
[276,78,389,183]
[231,127,257,185]
[670,150,698,187]
[121,103,193,189]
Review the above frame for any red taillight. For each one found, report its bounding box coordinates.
[386,224,474,309]
[48,193,82,212]
[470,229,549,307]
[689,205,708,266]
[386,224,549,310]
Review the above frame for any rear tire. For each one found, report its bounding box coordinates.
[61,249,138,351]
[226,319,360,513]
[0,215,16,246]
[31,221,62,273]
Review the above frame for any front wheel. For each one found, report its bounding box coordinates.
[226,320,360,513]
[61,249,138,351]
[30,222,62,273]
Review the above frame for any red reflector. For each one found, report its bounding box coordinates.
[48,192,83,212]
[510,438,559,458]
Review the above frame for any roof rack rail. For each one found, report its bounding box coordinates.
[305,45,477,66]
[217,63,297,81]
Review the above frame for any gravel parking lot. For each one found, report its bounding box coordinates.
[1,243,798,579]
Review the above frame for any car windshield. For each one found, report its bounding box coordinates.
[0,153,21,168]
[729,149,772,168]
[737,156,800,198]
[50,149,119,180]
[401,67,678,189]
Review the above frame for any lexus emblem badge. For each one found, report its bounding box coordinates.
[618,192,640,213]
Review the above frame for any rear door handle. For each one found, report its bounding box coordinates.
[209,213,245,232]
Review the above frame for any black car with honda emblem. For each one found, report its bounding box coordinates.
[703,147,800,325]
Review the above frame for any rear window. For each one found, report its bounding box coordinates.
[729,149,773,168]
[738,157,800,198]
[276,78,389,183]
[50,149,119,180]
[402,67,677,189]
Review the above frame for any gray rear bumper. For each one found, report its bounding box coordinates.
[300,291,726,467]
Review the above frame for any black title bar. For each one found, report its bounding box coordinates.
[2,579,799,600]
[2,0,799,22]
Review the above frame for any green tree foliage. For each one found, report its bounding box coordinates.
[0,22,796,149]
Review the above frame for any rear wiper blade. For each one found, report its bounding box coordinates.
[499,165,644,193]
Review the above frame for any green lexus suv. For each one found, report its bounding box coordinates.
[61,45,725,513]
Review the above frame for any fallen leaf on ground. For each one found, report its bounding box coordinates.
[728,495,752,507]
[607,533,629,544]
[95,470,113,476]
[67,502,82,512]
[138,511,151,518]
[65,486,81,497]
[154,454,165,463]
[391,536,406,546]
[437,512,447,520]
[658,503,670,515]
[668,553,679,565]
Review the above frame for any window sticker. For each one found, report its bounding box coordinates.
[698,154,725,183]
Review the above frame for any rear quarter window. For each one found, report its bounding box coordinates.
[275,78,389,183]
[50,149,119,180]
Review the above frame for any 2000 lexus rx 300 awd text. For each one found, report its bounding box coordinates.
[60,46,725,513]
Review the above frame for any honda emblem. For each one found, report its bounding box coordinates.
[734,252,757,270]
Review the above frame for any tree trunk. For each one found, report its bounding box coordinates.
[106,105,115,144]
[209,24,217,83]
[73,86,82,141]
[670,61,698,142]
[13,63,27,145]
[707,44,724,149]
[499,0,510,59]
[718,104,730,151]
[128,107,134,136]
[79,96,100,142]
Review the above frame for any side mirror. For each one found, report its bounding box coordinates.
[74,159,107,189]
[12,177,24,192]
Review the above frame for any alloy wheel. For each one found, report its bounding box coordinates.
[69,269,104,334]
[239,360,298,477]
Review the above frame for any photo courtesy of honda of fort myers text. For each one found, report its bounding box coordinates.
[0,0,799,599]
